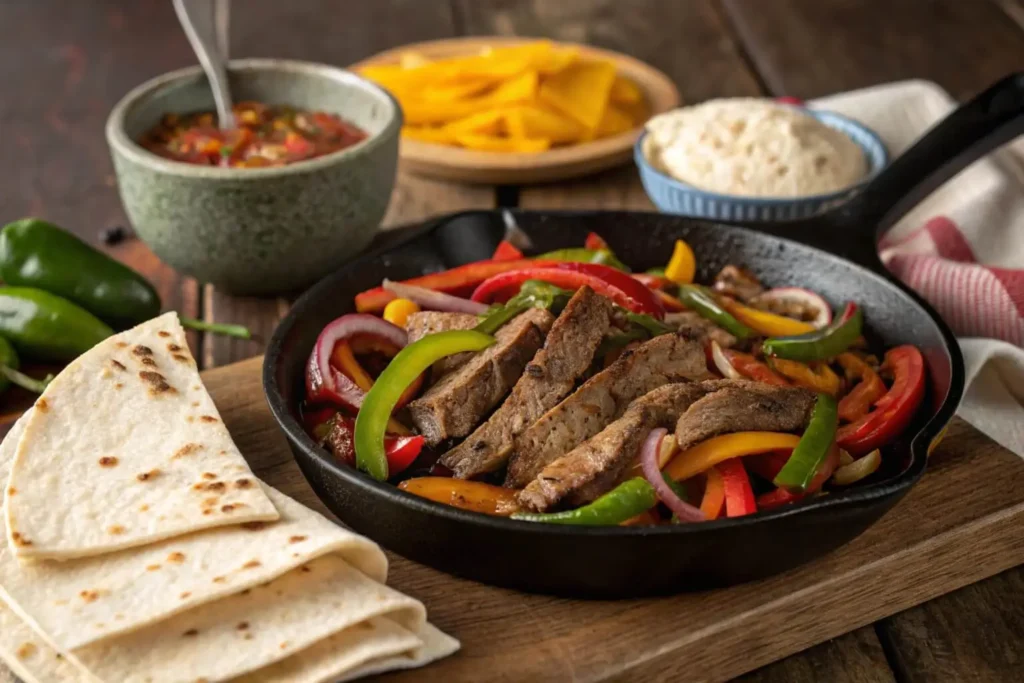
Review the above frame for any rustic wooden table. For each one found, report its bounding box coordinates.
[2,1,1023,680]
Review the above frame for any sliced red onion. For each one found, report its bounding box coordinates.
[383,279,489,315]
[305,314,408,410]
[710,340,742,380]
[756,287,832,328]
[640,428,705,523]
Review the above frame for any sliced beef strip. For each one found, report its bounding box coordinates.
[674,379,816,452]
[711,264,764,302]
[407,308,554,446]
[666,311,738,349]
[505,334,709,488]
[440,286,614,479]
[517,383,711,512]
[405,311,480,378]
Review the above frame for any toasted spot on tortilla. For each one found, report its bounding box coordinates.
[199,415,218,423]
[279,641,290,650]
[242,559,261,569]
[100,367,113,379]
[168,343,182,351]
[182,629,198,637]
[10,531,31,547]
[192,384,201,391]
[158,331,171,338]
[191,401,200,407]
[240,589,251,596]
[300,565,312,573]
[98,456,119,467]
[237,621,249,630]
[137,469,160,481]
[213,576,226,583]
[140,356,157,367]
[235,478,253,489]
[167,552,186,563]
[202,509,213,515]
[289,535,308,544]
[180,591,192,600]
[53,599,69,606]
[132,345,154,357]
[221,504,236,513]
[115,341,128,348]
[115,613,125,620]
[80,590,101,603]
[186,416,194,423]
[202,497,219,507]
[111,360,126,371]
[16,642,36,659]
[173,443,203,459]
[201,472,217,480]
[115,382,124,389]
[7,487,15,496]
[146,564,161,571]
[139,370,175,395]
[173,354,190,363]
[243,633,253,640]
[35,398,49,412]
[139,504,149,512]
[108,525,126,535]
[241,521,267,531]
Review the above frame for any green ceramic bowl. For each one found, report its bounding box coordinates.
[106,59,400,295]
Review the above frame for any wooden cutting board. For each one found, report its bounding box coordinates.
[4,357,1024,682]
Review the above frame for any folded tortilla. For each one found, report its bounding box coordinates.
[0,600,93,683]
[6,313,280,561]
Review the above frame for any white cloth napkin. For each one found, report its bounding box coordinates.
[810,81,1024,457]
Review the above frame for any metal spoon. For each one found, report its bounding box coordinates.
[172,0,235,129]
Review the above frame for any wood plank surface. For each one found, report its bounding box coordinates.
[202,357,1024,683]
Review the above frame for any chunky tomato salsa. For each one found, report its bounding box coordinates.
[139,101,367,168]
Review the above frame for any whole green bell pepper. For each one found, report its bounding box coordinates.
[0,218,161,329]
[0,287,113,362]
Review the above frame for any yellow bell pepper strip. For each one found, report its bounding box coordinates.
[331,341,375,391]
[774,394,839,493]
[717,458,757,517]
[762,302,863,361]
[677,285,755,340]
[769,358,841,395]
[700,467,726,520]
[719,298,815,337]
[398,477,520,516]
[837,352,887,422]
[664,432,802,482]
[664,239,696,284]
[329,337,422,429]
[511,477,658,526]
[355,330,495,481]
[383,298,421,327]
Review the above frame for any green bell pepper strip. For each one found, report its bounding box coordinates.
[0,336,52,394]
[511,477,658,525]
[626,312,674,337]
[595,327,649,359]
[774,393,839,492]
[677,285,755,340]
[0,287,114,362]
[0,218,161,329]
[762,303,862,361]
[534,248,630,272]
[475,280,571,335]
[354,330,495,481]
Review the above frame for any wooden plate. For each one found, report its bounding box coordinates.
[352,36,681,184]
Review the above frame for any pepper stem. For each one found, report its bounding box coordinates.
[178,316,252,340]
[1,366,53,394]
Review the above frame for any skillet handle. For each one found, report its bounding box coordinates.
[783,73,1024,269]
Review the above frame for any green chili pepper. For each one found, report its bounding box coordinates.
[354,330,495,481]
[677,285,755,340]
[0,287,114,362]
[535,248,630,272]
[0,336,52,394]
[475,280,571,335]
[774,393,839,492]
[511,477,658,525]
[0,218,161,329]
[762,303,863,361]
[625,312,674,337]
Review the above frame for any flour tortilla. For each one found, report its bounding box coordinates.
[0,601,93,683]
[0,411,386,651]
[6,312,280,560]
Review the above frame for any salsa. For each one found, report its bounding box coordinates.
[139,101,367,168]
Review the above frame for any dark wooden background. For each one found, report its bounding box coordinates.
[1,0,1023,680]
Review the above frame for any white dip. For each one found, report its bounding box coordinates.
[643,98,867,198]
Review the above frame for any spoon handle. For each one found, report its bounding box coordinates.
[173,0,235,129]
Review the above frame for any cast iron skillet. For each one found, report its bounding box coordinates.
[265,74,1024,597]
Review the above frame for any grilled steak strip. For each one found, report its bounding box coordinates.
[674,379,816,452]
[405,311,480,377]
[518,383,710,512]
[440,286,614,479]
[666,311,738,349]
[505,334,709,487]
[407,308,554,446]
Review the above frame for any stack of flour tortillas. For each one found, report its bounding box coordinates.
[0,313,458,682]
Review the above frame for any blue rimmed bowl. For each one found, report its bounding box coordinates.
[635,108,889,222]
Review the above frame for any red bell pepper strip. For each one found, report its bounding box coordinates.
[717,458,757,517]
[654,289,687,312]
[837,352,887,422]
[757,443,840,510]
[584,232,610,251]
[745,449,793,481]
[837,345,926,455]
[632,273,672,290]
[354,259,555,313]
[491,240,524,261]
[302,407,339,441]
[700,467,725,520]
[323,414,424,477]
[471,263,665,318]
[723,349,790,386]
